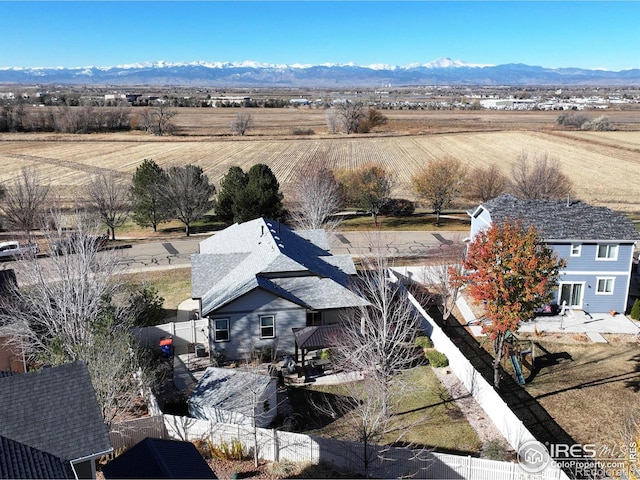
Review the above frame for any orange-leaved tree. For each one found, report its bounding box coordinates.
[450,220,565,388]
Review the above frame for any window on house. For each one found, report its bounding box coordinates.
[213,318,229,342]
[570,244,581,257]
[260,315,275,339]
[306,311,322,327]
[596,244,618,260]
[596,278,615,294]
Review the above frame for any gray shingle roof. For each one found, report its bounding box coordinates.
[102,438,217,479]
[0,361,112,462]
[188,367,273,420]
[192,218,367,315]
[477,194,640,241]
[0,435,75,479]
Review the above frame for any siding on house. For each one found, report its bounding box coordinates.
[209,289,306,359]
[468,195,640,314]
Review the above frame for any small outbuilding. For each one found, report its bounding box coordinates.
[188,367,277,428]
[102,437,217,479]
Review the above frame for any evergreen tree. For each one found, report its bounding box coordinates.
[130,159,169,232]
[216,166,248,223]
[216,164,284,224]
[233,164,284,223]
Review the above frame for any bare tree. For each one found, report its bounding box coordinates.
[230,110,253,136]
[419,237,467,320]
[412,157,466,225]
[0,166,50,241]
[162,165,216,236]
[86,172,130,240]
[334,100,367,134]
[317,242,426,476]
[509,151,573,200]
[465,163,509,203]
[0,215,142,426]
[325,109,340,134]
[139,103,176,136]
[289,161,343,231]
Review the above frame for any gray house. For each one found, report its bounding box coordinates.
[469,194,640,314]
[191,218,368,360]
[188,367,277,428]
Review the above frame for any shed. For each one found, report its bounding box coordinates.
[188,367,277,428]
[103,437,216,479]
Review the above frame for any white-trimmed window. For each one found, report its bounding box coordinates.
[596,277,615,295]
[570,244,581,257]
[213,318,230,342]
[596,244,618,261]
[260,315,275,339]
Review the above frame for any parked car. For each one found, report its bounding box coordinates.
[51,234,108,255]
[0,241,39,260]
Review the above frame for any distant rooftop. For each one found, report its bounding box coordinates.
[476,194,640,242]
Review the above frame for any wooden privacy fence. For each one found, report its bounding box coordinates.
[110,414,564,479]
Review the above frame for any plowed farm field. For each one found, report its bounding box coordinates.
[1,127,640,211]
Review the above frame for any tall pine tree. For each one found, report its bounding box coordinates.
[130,159,169,232]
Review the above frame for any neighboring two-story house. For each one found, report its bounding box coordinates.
[191,218,368,361]
[469,194,640,314]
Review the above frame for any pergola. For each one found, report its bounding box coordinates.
[292,325,345,370]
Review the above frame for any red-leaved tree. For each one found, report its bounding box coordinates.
[450,220,565,388]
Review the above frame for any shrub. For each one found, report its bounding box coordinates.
[415,335,434,349]
[483,439,511,461]
[425,349,449,367]
[381,198,415,216]
[556,113,589,128]
[581,115,613,131]
[210,438,246,461]
[292,127,314,135]
[631,299,640,320]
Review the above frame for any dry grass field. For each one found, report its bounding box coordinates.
[2,107,640,211]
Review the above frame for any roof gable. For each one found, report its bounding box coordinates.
[479,194,640,241]
[0,361,112,462]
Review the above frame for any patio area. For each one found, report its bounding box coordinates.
[457,294,640,342]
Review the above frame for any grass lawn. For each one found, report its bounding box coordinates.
[505,335,640,455]
[291,366,482,454]
[121,267,192,319]
[336,213,470,232]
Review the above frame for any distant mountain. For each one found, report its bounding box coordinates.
[1,58,639,87]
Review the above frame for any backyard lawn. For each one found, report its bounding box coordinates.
[289,366,482,455]
[512,335,640,457]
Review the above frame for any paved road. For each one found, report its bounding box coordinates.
[116,230,466,273]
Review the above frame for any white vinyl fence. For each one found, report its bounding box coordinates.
[389,268,570,480]
[111,414,564,479]
[132,318,209,354]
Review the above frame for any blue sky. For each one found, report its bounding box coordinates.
[3,1,639,71]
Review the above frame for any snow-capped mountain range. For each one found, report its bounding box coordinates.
[1,58,638,86]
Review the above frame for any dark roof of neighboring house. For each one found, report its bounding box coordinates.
[102,437,217,479]
[294,325,345,351]
[0,361,112,462]
[0,435,75,479]
[475,194,640,242]
[192,218,368,316]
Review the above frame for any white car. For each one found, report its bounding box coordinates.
[0,241,39,260]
